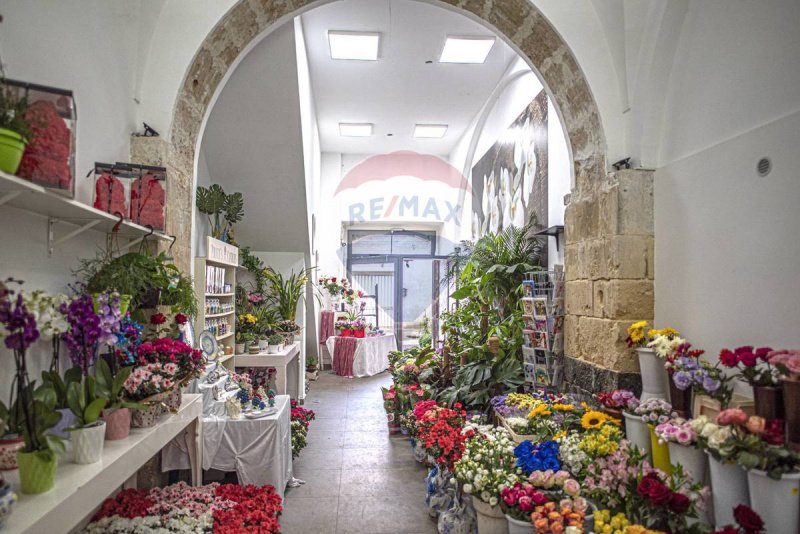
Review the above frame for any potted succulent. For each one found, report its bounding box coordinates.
[306,356,319,381]
[267,334,283,354]
[235,331,246,354]
[95,359,144,440]
[66,377,107,464]
[0,81,31,174]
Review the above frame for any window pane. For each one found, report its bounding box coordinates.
[350,231,392,255]
[391,233,432,255]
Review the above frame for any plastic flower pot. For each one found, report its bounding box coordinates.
[16,450,58,494]
[258,339,268,350]
[0,436,25,470]
[747,468,800,534]
[0,128,26,174]
[636,347,668,401]
[103,408,131,440]
[91,293,131,316]
[341,329,352,337]
[354,329,366,338]
[707,452,749,528]
[235,343,245,354]
[49,408,78,440]
[72,421,106,464]
[472,497,508,534]
[505,514,534,534]
[668,442,707,483]
[623,411,652,461]
[648,424,672,474]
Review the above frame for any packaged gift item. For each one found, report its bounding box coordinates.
[129,164,166,231]
[92,162,128,216]
[3,79,76,197]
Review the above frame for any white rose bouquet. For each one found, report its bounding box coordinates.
[453,427,521,506]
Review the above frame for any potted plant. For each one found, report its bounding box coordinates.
[95,359,144,440]
[656,417,707,482]
[196,184,244,243]
[0,281,64,494]
[0,81,31,174]
[352,319,367,338]
[626,321,682,401]
[767,349,800,449]
[40,367,81,439]
[337,320,351,337]
[263,267,312,323]
[718,346,782,420]
[235,331,246,354]
[634,398,677,473]
[306,356,319,381]
[267,334,283,354]
[65,377,107,464]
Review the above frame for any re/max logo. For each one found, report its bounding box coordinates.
[348,195,461,224]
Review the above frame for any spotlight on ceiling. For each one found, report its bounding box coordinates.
[439,36,496,64]
[413,124,448,139]
[328,31,380,61]
[339,123,374,137]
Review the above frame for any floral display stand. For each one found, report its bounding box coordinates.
[1,394,202,533]
[747,469,800,534]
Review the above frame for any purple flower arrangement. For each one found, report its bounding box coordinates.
[62,294,103,375]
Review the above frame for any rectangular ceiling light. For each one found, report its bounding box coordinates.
[439,36,496,64]
[414,124,448,138]
[339,123,374,137]
[328,31,380,60]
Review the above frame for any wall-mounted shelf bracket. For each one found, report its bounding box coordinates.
[48,217,102,255]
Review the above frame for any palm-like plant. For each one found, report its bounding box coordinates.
[196,184,244,242]
[263,267,314,322]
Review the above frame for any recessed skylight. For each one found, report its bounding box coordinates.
[439,36,496,64]
[414,124,448,138]
[328,31,380,61]
[339,123,374,137]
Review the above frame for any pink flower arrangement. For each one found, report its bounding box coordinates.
[500,481,550,521]
[768,349,800,379]
[528,469,581,497]
[583,441,653,511]
[655,419,697,446]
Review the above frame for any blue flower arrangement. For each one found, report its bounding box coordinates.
[236,388,266,410]
[514,439,560,475]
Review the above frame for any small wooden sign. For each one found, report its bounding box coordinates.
[206,236,239,267]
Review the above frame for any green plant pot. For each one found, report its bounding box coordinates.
[16,450,58,494]
[0,128,26,174]
[92,293,132,316]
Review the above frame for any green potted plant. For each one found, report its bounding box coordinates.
[0,82,31,174]
[95,359,145,441]
[246,333,260,354]
[1,281,64,494]
[267,334,284,354]
[235,331,246,354]
[263,267,312,323]
[196,184,244,244]
[306,356,319,381]
[65,377,107,464]
[41,367,82,439]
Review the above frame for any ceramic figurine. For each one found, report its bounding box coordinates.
[225,397,241,419]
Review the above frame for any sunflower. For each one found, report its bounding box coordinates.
[552,430,567,440]
[527,404,552,419]
[581,410,609,430]
[552,403,574,412]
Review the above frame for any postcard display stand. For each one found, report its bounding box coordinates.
[521,267,565,391]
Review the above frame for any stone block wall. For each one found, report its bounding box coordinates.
[563,169,654,392]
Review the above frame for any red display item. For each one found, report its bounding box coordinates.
[93,173,128,216]
[130,172,166,230]
[17,100,72,191]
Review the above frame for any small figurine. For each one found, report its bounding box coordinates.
[225,397,241,419]
[267,388,276,407]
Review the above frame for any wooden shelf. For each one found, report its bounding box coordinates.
[0,170,171,254]
[205,311,234,318]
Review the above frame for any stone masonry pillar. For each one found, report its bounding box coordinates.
[562,169,655,394]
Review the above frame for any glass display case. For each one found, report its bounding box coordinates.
[128,163,167,231]
[3,79,76,198]
[91,162,129,217]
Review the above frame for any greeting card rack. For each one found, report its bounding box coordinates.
[521,266,565,392]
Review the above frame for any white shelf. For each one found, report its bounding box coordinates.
[0,169,171,254]
[205,311,234,318]
[216,332,234,341]
[205,293,235,297]
[216,352,234,364]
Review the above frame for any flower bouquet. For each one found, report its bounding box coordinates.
[499,481,550,530]
[414,401,472,470]
[528,469,582,500]
[583,440,651,512]
[712,504,766,534]
[627,468,708,534]
[530,499,587,533]
[454,427,520,508]
[290,399,315,459]
[655,418,706,482]
[514,440,561,476]
[667,342,732,415]
[595,389,639,425]
[635,398,678,472]
[627,321,682,401]
[557,432,591,478]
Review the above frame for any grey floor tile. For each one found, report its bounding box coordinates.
[336,495,438,534]
[342,430,395,449]
[304,430,345,449]
[341,445,419,469]
[284,468,341,498]
[293,447,344,470]
[281,496,339,534]
[339,467,426,497]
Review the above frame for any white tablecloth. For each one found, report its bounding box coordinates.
[325,334,395,377]
[162,395,292,497]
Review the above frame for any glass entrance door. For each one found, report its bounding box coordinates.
[349,258,396,338]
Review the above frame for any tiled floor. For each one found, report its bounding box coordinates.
[281,371,437,534]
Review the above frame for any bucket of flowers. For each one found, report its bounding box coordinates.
[654,417,706,482]
[667,341,732,418]
[719,346,781,421]
[634,398,678,473]
[594,389,638,429]
[499,481,551,533]
[626,321,682,401]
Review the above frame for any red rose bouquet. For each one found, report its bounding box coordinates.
[713,504,766,534]
[719,346,779,387]
[628,467,708,533]
[414,401,473,469]
[500,481,550,521]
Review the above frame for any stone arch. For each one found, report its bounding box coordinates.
[157,0,649,390]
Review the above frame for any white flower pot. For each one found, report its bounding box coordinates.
[268,344,281,354]
[668,442,708,483]
[472,497,508,534]
[235,343,245,354]
[258,339,268,350]
[707,452,749,528]
[636,347,668,400]
[505,514,533,534]
[72,421,106,464]
[623,410,652,461]
[747,469,800,534]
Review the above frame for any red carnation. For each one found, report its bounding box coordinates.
[733,504,765,532]
[739,350,757,367]
[668,491,691,513]
[331,277,337,282]
[719,349,739,367]
[150,312,167,325]
[175,313,188,325]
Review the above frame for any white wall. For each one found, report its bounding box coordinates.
[654,0,800,358]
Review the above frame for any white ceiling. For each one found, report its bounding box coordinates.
[300,0,522,155]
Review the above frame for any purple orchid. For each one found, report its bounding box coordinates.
[62,294,103,375]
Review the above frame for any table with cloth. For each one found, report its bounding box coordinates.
[161,394,292,498]
[325,333,396,377]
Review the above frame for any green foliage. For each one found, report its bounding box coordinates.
[438,355,524,409]
[263,267,314,322]
[418,314,432,349]
[268,334,283,345]
[95,359,146,412]
[196,184,244,241]
[41,367,82,410]
[18,382,65,455]
[78,250,197,318]
[0,83,32,140]
[239,247,268,294]
[66,377,107,428]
